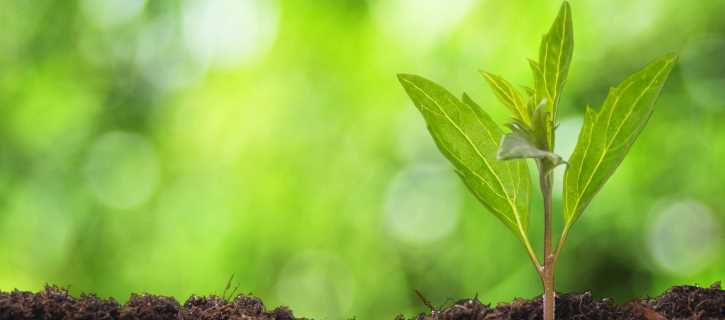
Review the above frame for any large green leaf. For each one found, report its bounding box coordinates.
[563,54,677,227]
[397,73,531,239]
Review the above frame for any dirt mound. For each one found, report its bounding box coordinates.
[2,283,722,319]
[0,286,296,320]
[397,283,724,320]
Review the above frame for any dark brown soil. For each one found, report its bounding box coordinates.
[0,286,296,320]
[396,282,724,320]
[1,283,722,319]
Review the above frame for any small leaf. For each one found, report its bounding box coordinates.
[529,60,546,115]
[529,97,551,150]
[480,71,531,126]
[529,1,573,151]
[528,60,555,150]
[563,54,678,227]
[397,73,531,240]
[538,1,573,113]
[498,132,564,166]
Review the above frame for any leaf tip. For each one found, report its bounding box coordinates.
[396,73,412,83]
[665,53,679,64]
[479,70,498,85]
[562,1,571,11]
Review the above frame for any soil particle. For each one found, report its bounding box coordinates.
[121,294,182,319]
[182,295,295,320]
[0,286,296,320]
[648,283,724,319]
[399,282,724,320]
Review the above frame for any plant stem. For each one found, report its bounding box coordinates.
[538,161,555,320]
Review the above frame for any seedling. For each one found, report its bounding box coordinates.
[397,2,676,320]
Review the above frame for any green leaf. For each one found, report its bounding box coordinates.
[529,59,546,114]
[498,132,564,166]
[480,71,531,126]
[563,54,678,227]
[538,1,573,113]
[529,1,573,151]
[397,73,531,240]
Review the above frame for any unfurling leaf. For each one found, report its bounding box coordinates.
[498,132,564,166]
[397,73,531,240]
[563,54,677,228]
[480,71,531,126]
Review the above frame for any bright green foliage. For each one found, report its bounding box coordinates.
[533,1,574,150]
[397,9,677,314]
[538,1,574,110]
[563,54,678,227]
[397,74,531,241]
[397,1,676,261]
[493,2,573,165]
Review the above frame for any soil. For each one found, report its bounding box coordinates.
[0,286,296,320]
[1,283,722,319]
[397,282,724,320]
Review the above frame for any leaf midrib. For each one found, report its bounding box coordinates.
[482,73,527,121]
[541,4,569,103]
[552,5,569,102]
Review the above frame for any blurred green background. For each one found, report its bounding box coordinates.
[0,0,723,319]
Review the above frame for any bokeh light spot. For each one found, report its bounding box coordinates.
[80,0,146,29]
[385,164,461,245]
[395,106,448,165]
[182,0,279,68]
[681,34,725,109]
[647,200,721,275]
[83,131,161,209]
[590,0,660,40]
[553,116,583,198]
[275,251,355,319]
[134,16,208,91]
[373,0,476,50]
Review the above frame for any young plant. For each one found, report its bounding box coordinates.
[397,2,677,320]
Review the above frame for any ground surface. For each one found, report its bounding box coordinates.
[0,286,296,320]
[398,283,724,320]
[1,283,722,319]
